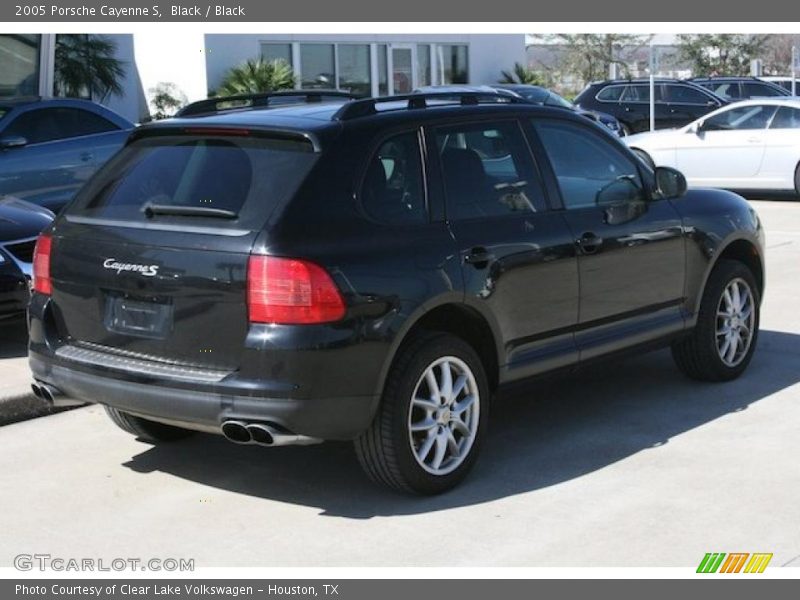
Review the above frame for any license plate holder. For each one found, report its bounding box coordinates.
[104,295,172,339]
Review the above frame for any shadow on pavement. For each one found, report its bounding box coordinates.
[123,329,800,518]
[0,318,28,359]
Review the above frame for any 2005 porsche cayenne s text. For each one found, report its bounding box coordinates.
[28,91,765,494]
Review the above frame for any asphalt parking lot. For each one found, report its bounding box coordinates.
[0,199,798,568]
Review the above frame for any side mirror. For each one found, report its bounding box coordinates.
[0,136,27,150]
[655,166,687,199]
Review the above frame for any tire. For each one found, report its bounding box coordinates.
[104,406,195,443]
[672,260,760,382]
[632,148,655,171]
[794,162,800,196]
[620,123,632,137]
[355,331,489,494]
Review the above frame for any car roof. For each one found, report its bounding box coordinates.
[721,97,800,108]
[140,97,598,150]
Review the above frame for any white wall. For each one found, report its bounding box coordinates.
[204,34,526,93]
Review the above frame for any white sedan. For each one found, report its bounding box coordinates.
[625,98,800,194]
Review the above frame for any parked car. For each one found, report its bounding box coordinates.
[29,91,764,494]
[625,98,800,194]
[490,84,622,134]
[415,84,622,134]
[574,79,726,135]
[690,76,791,101]
[0,97,134,213]
[759,76,798,94]
[0,197,53,321]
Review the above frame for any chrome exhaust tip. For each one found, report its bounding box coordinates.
[32,381,84,407]
[221,420,252,444]
[245,423,275,446]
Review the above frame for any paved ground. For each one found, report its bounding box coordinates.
[0,199,798,568]
[0,319,56,426]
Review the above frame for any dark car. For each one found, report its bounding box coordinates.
[28,91,764,494]
[690,76,791,102]
[416,84,622,135]
[490,83,622,134]
[574,79,726,135]
[0,97,134,213]
[0,197,53,321]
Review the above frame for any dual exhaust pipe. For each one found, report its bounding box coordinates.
[221,420,321,447]
[30,381,84,407]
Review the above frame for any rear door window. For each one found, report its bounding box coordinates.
[434,120,546,220]
[596,85,625,102]
[622,85,650,103]
[68,134,318,230]
[664,84,711,105]
[769,107,800,129]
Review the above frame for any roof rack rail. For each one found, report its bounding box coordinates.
[333,91,525,121]
[176,90,360,117]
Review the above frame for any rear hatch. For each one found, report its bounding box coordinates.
[49,128,318,374]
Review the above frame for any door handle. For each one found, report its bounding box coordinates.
[464,247,492,267]
[746,137,761,143]
[577,232,604,254]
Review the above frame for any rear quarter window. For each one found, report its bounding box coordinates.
[67,134,318,231]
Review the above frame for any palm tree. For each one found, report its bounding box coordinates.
[54,35,126,101]
[216,58,296,96]
[499,62,542,86]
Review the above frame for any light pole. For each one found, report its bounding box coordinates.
[649,41,656,132]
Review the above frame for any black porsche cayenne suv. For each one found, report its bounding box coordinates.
[28,91,765,494]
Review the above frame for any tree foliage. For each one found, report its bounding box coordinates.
[54,34,126,101]
[148,82,187,120]
[216,58,296,96]
[499,62,542,85]
[677,34,770,76]
[538,34,652,85]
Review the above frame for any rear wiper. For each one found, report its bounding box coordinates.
[142,203,238,219]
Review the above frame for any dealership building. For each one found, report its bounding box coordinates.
[0,33,526,122]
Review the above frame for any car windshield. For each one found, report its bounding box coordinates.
[543,92,574,109]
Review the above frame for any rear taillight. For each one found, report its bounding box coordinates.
[32,234,52,295]
[247,255,346,325]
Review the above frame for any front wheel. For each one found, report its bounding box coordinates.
[672,260,760,381]
[355,332,489,494]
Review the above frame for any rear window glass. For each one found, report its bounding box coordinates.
[68,134,317,230]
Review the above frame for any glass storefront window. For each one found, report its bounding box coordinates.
[417,45,432,87]
[0,34,40,97]
[300,44,335,89]
[377,45,389,96]
[338,44,370,97]
[260,43,292,66]
[437,44,468,84]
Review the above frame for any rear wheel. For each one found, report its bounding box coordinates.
[355,332,489,494]
[794,162,800,195]
[620,123,632,137]
[672,260,760,381]
[104,406,195,443]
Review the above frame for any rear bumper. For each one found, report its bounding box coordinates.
[29,352,376,440]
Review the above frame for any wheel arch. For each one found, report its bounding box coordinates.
[694,235,765,318]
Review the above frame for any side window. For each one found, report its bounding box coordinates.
[360,131,426,225]
[769,107,800,129]
[665,84,711,105]
[742,82,785,98]
[533,119,645,210]
[703,105,777,131]
[61,108,119,137]
[596,85,624,102]
[434,121,546,220]
[708,82,741,101]
[622,84,650,103]
[4,109,67,144]
[3,107,118,144]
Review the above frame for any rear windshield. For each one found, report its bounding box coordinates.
[68,134,317,230]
